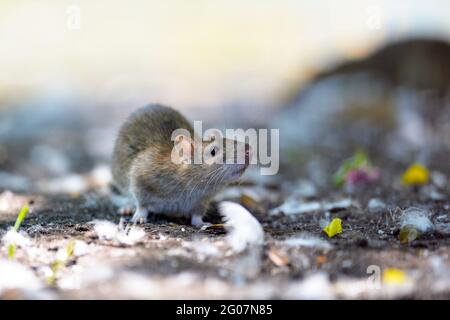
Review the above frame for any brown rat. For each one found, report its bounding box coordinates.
[111,104,251,226]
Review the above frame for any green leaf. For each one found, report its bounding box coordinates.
[399,225,421,244]
[8,244,16,260]
[66,240,75,259]
[14,205,29,232]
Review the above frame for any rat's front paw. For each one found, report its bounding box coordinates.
[131,208,148,224]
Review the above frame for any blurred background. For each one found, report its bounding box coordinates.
[0,0,449,190]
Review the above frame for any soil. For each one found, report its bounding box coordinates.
[1,179,449,299]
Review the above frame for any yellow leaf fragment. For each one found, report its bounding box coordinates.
[240,194,263,212]
[399,225,421,244]
[401,163,429,186]
[322,218,343,238]
[382,268,407,285]
[8,244,16,260]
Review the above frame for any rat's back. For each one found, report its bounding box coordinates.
[111,104,193,193]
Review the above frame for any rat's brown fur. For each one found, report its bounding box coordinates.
[111,104,249,225]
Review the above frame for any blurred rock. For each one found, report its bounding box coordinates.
[30,144,70,176]
[272,38,450,168]
[284,179,317,199]
[240,166,281,187]
[431,171,447,188]
[0,101,98,179]
[35,165,112,194]
[282,235,332,249]
[0,172,30,192]
[286,273,334,299]
[420,185,446,201]
[37,174,86,194]
[367,198,386,214]
[435,222,450,236]
[270,197,355,216]
[270,198,321,215]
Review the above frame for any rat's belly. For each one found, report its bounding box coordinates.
[142,193,205,217]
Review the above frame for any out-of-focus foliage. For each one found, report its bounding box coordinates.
[333,150,378,188]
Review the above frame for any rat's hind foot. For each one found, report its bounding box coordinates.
[118,206,135,216]
[131,207,149,224]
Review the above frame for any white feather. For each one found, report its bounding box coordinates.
[89,220,145,245]
[2,228,31,247]
[282,236,332,249]
[219,201,264,253]
[90,220,119,240]
[399,207,434,233]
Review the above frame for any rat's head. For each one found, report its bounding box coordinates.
[171,132,251,191]
[201,136,252,182]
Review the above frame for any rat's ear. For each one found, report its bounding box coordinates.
[171,134,192,164]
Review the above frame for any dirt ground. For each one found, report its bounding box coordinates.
[1,167,449,299]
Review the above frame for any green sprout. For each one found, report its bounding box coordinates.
[47,240,76,285]
[14,204,29,231]
[8,245,16,260]
[7,204,29,260]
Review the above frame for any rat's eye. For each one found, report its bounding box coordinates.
[211,146,218,157]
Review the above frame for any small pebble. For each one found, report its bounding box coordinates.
[367,198,386,214]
